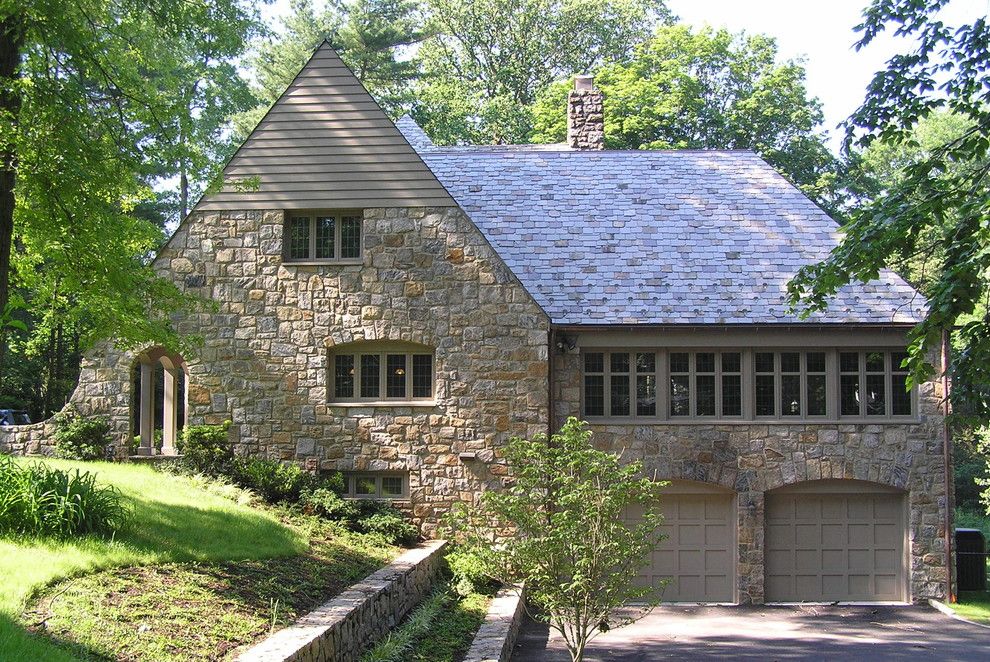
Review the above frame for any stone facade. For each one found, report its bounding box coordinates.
[236,540,447,662]
[35,206,550,532]
[552,347,950,604]
[462,585,526,662]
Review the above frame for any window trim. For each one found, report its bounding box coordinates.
[283,209,364,264]
[579,348,918,423]
[343,472,409,499]
[329,342,436,406]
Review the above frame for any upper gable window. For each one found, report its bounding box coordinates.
[284,210,362,263]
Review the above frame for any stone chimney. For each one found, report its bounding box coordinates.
[567,75,605,150]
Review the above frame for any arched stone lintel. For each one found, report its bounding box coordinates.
[325,326,435,349]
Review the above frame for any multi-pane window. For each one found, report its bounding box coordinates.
[839,350,913,418]
[344,473,407,499]
[754,351,828,418]
[586,350,743,421]
[284,211,363,262]
[331,347,434,402]
[581,348,915,421]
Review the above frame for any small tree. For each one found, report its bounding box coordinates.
[445,418,666,662]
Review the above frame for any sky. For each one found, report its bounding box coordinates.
[261,0,990,152]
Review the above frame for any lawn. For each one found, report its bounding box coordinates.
[0,457,392,661]
[951,591,990,625]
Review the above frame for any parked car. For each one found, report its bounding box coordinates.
[0,409,31,426]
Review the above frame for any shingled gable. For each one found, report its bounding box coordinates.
[195,41,455,211]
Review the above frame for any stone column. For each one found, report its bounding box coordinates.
[737,490,765,604]
[162,366,179,455]
[137,361,155,456]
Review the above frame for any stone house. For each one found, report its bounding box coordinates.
[1,42,952,605]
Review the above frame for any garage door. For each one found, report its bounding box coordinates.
[765,481,907,602]
[627,482,735,603]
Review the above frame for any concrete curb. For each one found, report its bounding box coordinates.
[927,598,990,631]
[462,584,526,662]
[236,539,447,662]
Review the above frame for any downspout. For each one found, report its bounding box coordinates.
[548,327,556,437]
[941,329,954,603]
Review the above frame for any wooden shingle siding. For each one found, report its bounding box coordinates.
[195,41,454,212]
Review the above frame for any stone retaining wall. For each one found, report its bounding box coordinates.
[236,539,447,662]
[0,421,51,456]
[461,585,526,662]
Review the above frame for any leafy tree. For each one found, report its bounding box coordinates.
[0,1,259,388]
[412,0,670,144]
[445,418,666,662]
[234,0,423,139]
[787,1,990,421]
[531,25,839,210]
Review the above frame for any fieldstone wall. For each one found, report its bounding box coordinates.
[236,540,447,662]
[552,347,950,604]
[48,206,549,532]
[462,585,526,662]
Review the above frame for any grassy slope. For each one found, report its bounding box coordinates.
[0,458,307,662]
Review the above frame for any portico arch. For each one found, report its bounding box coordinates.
[131,347,188,456]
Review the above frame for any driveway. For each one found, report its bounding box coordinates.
[511,605,990,661]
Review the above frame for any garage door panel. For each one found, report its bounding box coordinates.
[766,490,906,602]
[629,489,735,603]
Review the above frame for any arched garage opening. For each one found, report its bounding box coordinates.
[765,480,908,603]
[130,348,188,456]
[627,480,736,603]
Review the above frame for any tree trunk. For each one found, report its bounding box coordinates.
[0,15,23,387]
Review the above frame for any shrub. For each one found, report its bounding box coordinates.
[0,456,129,537]
[354,501,419,546]
[52,409,113,461]
[231,457,319,504]
[301,487,359,522]
[177,421,232,475]
[446,546,496,597]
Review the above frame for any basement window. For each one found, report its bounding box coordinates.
[343,473,407,499]
[284,210,362,263]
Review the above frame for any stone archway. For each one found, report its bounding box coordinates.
[131,347,188,456]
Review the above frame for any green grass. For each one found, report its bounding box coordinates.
[361,581,493,662]
[28,514,395,660]
[0,458,308,661]
[951,591,990,624]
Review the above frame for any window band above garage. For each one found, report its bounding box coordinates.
[581,348,915,422]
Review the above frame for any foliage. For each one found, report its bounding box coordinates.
[0,457,128,538]
[405,589,490,662]
[356,508,419,546]
[530,25,839,210]
[51,408,112,461]
[954,427,987,512]
[787,0,990,421]
[301,486,360,521]
[361,584,450,662]
[411,0,669,144]
[230,457,321,504]
[444,418,666,662]
[0,0,259,366]
[176,420,233,476]
[446,546,497,597]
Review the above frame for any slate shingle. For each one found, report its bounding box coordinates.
[399,122,925,326]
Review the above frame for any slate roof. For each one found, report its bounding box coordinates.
[399,121,925,325]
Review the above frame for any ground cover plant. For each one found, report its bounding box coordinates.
[360,580,492,662]
[0,457,306,662]
[26,510,395,661]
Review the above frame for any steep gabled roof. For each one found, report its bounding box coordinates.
[195,43,455,211]
[400,125,925,325]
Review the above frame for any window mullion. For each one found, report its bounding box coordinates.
[604,353,611,417]
[629,364,636,418]
[379,352,386,400]
[859,351,867,417]
[659,350,669,422]
[406,354,413,400]
[886,350,893,418]
[309,216,317,259]
[335,213,342,258]
[714,351,722,420]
